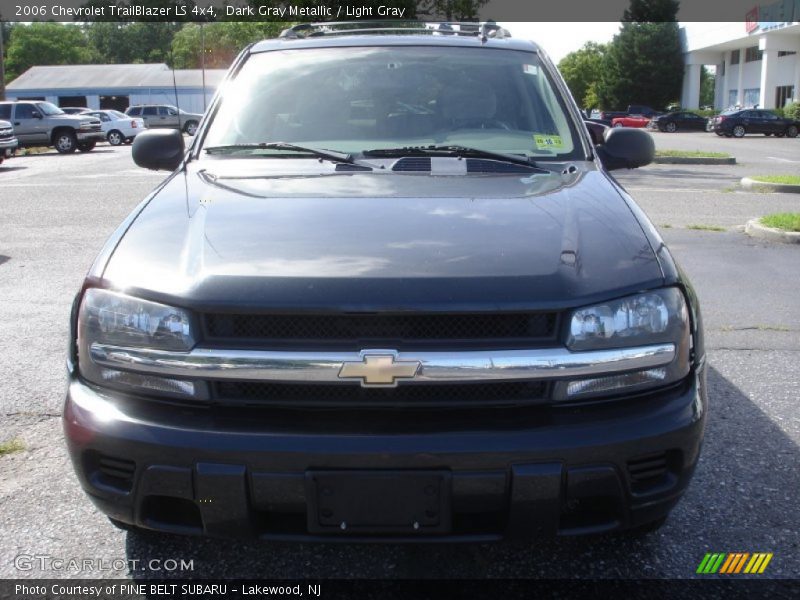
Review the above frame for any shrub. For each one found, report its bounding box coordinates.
[784,102,800,121]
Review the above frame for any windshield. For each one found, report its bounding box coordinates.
[203,46,583,160]
[38,102,64,116]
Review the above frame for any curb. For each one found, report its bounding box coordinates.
[653,156,736,165]
[741,177,800,193]
[745,219,800,244]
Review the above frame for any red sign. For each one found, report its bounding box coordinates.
[746,7,759,32]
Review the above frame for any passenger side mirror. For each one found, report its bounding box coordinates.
[132,129,185,171]
[596,127,654,171]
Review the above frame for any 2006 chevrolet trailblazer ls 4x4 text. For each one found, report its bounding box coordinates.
[64,22,706,541]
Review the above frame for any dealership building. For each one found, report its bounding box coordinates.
[681,18,800,110]
[5,63,226,113]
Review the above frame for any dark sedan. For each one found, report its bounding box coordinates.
[711,109,799,138]
[649,111,709,133]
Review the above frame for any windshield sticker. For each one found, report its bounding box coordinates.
[533,134,564,150]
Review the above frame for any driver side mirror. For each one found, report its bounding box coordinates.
[32,111,42,119]
[596,127,654,171]
[132,129,185,171]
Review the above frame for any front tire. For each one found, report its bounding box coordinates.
[184,120,199,136]
[786,125,798,138]
[54,131,77,154]
[665,122,677,133]
[732,124,746,138]
[107,130,124,146]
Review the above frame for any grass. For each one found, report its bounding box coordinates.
[0,438,25,456]
[750,175,800,185]
[655,149,731,158]
[760,213,800,232]
[686,224,726,232]
[660,224,673,229]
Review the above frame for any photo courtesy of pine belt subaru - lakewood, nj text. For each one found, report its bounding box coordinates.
[64,22,707,541]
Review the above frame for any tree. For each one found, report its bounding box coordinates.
[171,22,285,69]
[700,66,715,107]
[4,23,94,82]
[86,22,182,65]
[596,0,683,110]
[558,42,607,110]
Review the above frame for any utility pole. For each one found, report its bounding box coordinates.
[0,17,6,101]
[201,22,206,111]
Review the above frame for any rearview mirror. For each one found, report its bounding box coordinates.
[596,127,654,171]
[132,129,185,171]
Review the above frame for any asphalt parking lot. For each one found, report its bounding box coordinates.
[0,132,798,580]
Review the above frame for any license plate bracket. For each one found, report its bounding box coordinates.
[306,470,451,535]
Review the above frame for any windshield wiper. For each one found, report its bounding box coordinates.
[361,145,541,169]
[205,142,354,164]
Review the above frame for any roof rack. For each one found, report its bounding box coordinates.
[279,21,512,42]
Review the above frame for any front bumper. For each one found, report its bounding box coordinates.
[64,366,707,541]
[0,137,18,156]
[76,131,105,142]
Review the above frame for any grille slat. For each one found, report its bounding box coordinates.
[204,312,558,348]
[627,453,668,481]
[214,380,549,408]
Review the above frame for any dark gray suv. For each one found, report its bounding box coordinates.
[65,22,706,542]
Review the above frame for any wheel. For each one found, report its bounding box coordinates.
[54,131,77,154]
[184,120,199,136]
[107,130,124,146]
[77,141,96,152]
[613,122,624,128]
[665,122,677,133]
[715,131,724,136]
[786,125,798,138]
[732,124,746,138]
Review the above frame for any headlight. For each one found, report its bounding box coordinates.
[77,289,205,399]
[556,288,691,401]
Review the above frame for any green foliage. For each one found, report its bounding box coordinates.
[85,22,182,65]
[623,0,680,21]
[5,23,94,82]
[760,212,800,231]
[171,22,286,69]
[596,21,684,111]
[785,102,800,120]
[700,66,714,108]
[558,42,607,110]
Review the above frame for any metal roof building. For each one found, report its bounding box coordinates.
[6,64,226,113]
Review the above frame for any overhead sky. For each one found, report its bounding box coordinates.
[500,22,622,63]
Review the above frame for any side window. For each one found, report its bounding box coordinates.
[161,106,177,116]
[761,111,777,120]
[143,107,158,116]
[128,107,141,116]
[0,104,11,120]
[15,104,36,119]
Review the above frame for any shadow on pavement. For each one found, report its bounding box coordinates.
[125,365,798,579]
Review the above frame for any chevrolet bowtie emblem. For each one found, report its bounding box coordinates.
[338,351,421,387]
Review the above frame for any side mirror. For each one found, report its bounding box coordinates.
[596,127,654,171]
[132,129,185,171]
[32,112,42,119]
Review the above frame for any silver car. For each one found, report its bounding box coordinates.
[0,119,19,164]
[124,105,202,136]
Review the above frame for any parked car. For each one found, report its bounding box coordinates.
[84,109,146,145]
[0,119,19,164]
[612,115,650,128]
[649,111,709,133]
[61,107,92,115]
[710,109,799,138]
[601,105,662,121]
[0,101,104,153]
[65,22,706,541]
[125,104,202,136]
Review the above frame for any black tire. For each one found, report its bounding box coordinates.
[107,130,124,146]
[184,120,199,136]
[53,131,77,154]
[732,124,746,138]
[665,122,677,133]
[715,131,724,136]
[77,141,96,152]
[786,125,798,138]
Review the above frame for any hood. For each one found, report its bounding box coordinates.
[101,160,664,311]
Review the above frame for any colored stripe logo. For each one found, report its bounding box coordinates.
[696,552,773,574]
